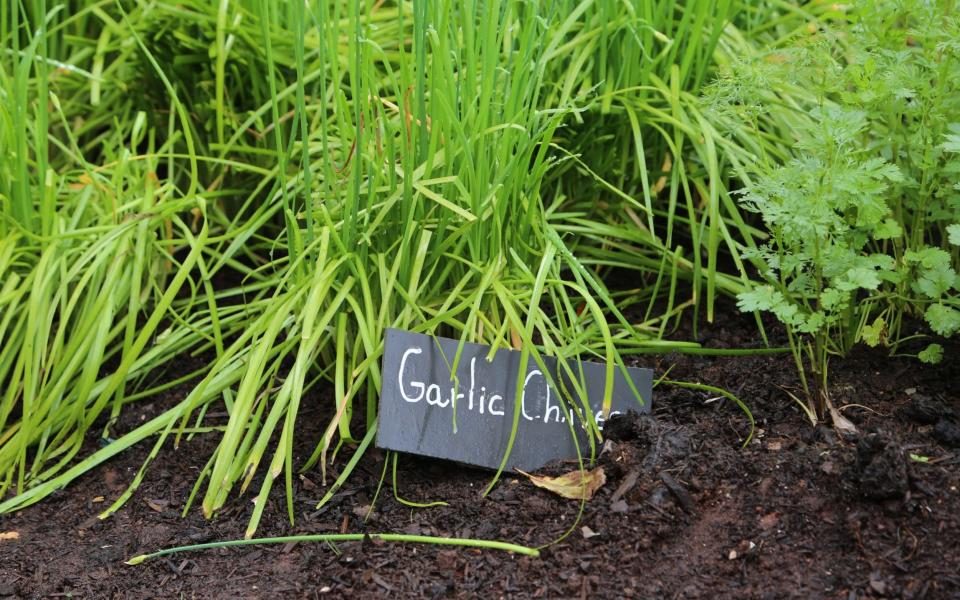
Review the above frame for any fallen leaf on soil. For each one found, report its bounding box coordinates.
[830,408,857,435]
[0,531,19,541]
[517,467,606,501]
[825,395,857,435]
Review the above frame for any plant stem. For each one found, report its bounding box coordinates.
[126,532,540,565]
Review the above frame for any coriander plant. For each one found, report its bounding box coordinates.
[714,0,960,421]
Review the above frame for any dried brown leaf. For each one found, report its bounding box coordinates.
[829,407,857,435]
[825,393,857,435]
[517,467,606,501]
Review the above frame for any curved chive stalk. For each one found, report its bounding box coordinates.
[126,532,539,565]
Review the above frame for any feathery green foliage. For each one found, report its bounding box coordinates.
[713,0,960,416]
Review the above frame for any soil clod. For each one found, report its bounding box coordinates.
[900,394,953,425]
[933,419,960,448]
[602,411,650,442]
[856,431,909,500]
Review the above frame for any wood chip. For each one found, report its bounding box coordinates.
[610,470,639,504]
[659,472,695,514]
[0,531,19,541]
[372,573,395,592]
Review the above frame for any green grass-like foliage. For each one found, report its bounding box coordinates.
[0,0,856,536]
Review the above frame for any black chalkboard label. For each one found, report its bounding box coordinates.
[376,328,653,471]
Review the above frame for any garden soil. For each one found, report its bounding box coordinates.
[1,307,958,599]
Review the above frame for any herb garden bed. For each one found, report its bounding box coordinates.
[4,1,960,597]
[2,306,957,599]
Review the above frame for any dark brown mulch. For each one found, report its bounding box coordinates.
[1,310,958,599]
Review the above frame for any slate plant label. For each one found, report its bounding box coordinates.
[377,328,653,471]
